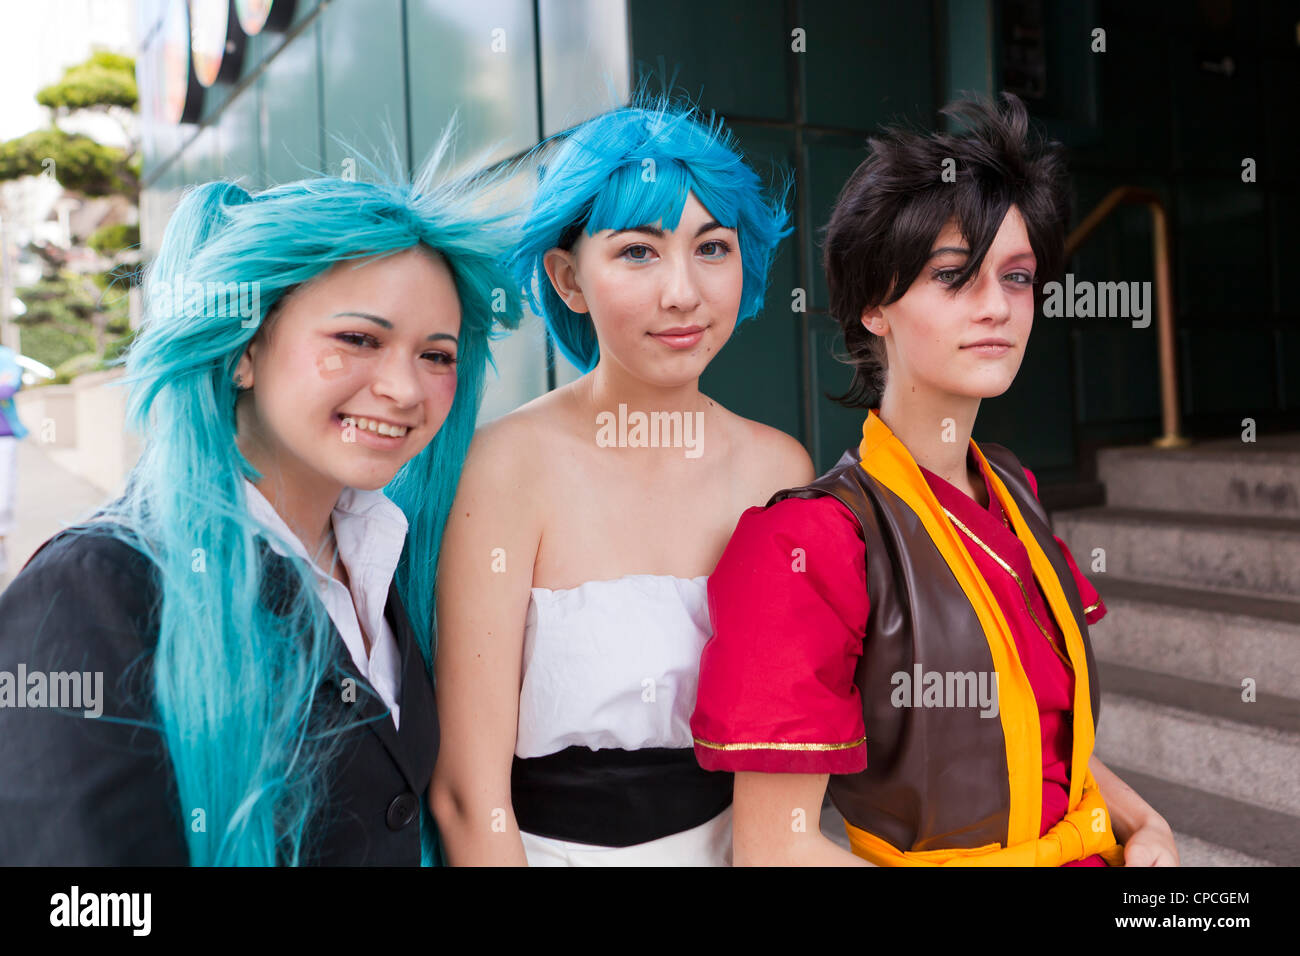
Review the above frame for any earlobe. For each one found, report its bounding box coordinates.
[542,248,588,314]
[234,347,254,391]
[861,306,887,336]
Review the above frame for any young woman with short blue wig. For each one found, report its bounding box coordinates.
[511,101,793,374]
[432,97,815,865]
[0,151,520,866]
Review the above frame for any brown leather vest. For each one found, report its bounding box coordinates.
[769,443,1100,852]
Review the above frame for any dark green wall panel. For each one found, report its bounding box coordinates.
[799,0,934,131]
[977,317,1076,471]
[1272,191,1299,317]
[727,122,800,312]
[1176,179,1269,318]
[1282,327,1300,411]
[1070,326,1161,424]
[1067,17,1170,172]
[1169,36,1264,176]
[629,0,791,121]
[700,122,804,441]
[1181,325,1277,415]
[808,313,869,472]
[802,133,870,313]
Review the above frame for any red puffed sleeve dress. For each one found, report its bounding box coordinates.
[692,447,1108,865]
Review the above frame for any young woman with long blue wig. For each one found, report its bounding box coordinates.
[432,97,816,865]
[0,153,520,866]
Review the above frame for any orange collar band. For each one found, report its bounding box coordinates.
[850,410,1120,866]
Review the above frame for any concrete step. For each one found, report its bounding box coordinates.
[1172,832,1276,867]
[1098,435,1300,519]
[1093,663,1300,818]
[1087,577,1300,700]
[822,779,1289,866]
[1053,507,1300,600]
[1101,765,1295,866]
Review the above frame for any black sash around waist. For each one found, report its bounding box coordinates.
[511,746,734,848]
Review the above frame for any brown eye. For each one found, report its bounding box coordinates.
[336,332,379,348]
[620,244,654,262]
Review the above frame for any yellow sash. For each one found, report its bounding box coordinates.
[844,410,1124,867]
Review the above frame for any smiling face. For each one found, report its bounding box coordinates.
[543,191,742,386]
[865,204,1037,404]
[234,246,462,494]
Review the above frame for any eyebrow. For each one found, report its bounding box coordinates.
[927,247,1037,264]
[331,311,459,344]
[608,220,732,240]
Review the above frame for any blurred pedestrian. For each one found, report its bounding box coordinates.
[0,344,29,579]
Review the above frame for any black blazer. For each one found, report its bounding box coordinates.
[0,524,439,865]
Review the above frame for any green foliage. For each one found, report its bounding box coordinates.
[1,50,139,196]
[13,274,96,329]
[88,50,135,75]
[88,222,140,256]
[103,327,137,365]
[52,352,103,385]
[91,265,136,335]
[13,271,129,375]
[2,49,141,385]
[17,323,96,375]
[36,50,137,112]
[0,127,134,195]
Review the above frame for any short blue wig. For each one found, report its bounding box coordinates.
[510,97,792,373]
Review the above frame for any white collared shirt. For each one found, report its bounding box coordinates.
[243,479,408,729]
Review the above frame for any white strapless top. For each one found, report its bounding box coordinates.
[515,574,712,759]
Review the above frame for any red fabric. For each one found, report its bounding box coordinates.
[691,447,1108,865]
[921,456,1105,866]
[692,495,869,774]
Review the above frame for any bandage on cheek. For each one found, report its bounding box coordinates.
[316,348,350,379]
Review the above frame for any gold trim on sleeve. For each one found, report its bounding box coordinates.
[1083,600,1101,615]
[693,736,866,752]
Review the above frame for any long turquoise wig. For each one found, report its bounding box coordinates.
[83,152,519,866]
[510,96,792,373]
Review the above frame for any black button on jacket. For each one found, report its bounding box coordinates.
[0,525,439,865]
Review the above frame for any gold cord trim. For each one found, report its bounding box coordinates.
[693,736,866,752]
[1083,600,1101,615]
[941,507,1075,670]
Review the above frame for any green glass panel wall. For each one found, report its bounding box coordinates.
[406,0,538,172]
[219,79,263,190]
[135,0,1298,469]
[260,19,324,184]
[319,0,407,173]
[539,0,630,137]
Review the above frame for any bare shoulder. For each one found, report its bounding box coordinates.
[465,387,566,467]
[456,384,586,510]
[709,401,816,495]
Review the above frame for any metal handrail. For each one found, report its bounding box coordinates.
[1065,186,1187,448]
